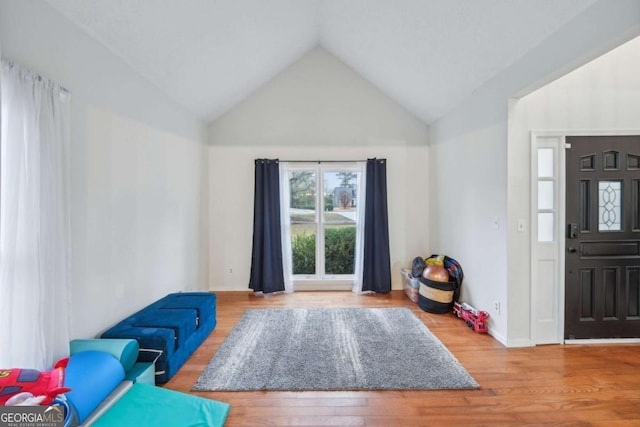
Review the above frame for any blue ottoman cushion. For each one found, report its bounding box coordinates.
[100,292,216,383]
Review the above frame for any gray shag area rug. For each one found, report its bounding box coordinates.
[193,307,479,391]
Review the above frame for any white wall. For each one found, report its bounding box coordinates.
[509,35,640,343]
[0,0,209,339]
[208,47,429,291]
[430,104,509,343]
[513,36,640,131]
[430,0,640,346]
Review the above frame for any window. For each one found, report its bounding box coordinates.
[598,181,622,231]
[537,147,556,242]
[287,164,362,282]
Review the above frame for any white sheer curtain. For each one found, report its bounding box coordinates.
[352,161,367,293]
[0,59,71,369]
[279,162,294,293]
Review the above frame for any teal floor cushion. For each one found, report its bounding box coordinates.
[92,383,230,427]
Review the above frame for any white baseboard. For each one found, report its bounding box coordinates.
[565,338,640,345]
[488,328,534,348]
[505,338,533,348]
[488,328,507,347]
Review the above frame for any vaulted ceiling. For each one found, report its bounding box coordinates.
[45,0,597,124]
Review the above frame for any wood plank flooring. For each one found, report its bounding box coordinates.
[163,291,640,426]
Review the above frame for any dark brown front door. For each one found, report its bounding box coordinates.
[565,135,640,339]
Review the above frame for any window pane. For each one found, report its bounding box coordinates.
[538,212,554,242]
[598,181,622,231]
[289,170,316,223]
[287,166,360,279]
[323,171,358,222]
[324,225,355,275]
[538,181,554,210]
[291,225,316,275]
[538,148,554,178]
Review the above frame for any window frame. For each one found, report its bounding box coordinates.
[286,162,361,284]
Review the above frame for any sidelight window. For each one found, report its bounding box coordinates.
[537,148,556,242]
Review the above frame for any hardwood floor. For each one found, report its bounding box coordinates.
[163,291,640,426]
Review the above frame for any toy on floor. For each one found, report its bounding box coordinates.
[453,302,489,333]
[0,358,71,406]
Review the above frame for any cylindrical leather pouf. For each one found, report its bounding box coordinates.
[417,277,456,314]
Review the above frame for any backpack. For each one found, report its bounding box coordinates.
[411,256,425,279]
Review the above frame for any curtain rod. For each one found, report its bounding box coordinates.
[280,160,366,163]
[2,58,71,94]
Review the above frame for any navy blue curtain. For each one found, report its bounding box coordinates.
[362,158,391,292]
[249,159,285,293]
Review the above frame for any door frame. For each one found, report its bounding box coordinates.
[530,129,640,345]
[285,162,364,291]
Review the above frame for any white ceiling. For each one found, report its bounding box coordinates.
[45,0,597,124]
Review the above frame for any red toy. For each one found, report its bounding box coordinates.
[453,302,489,333]
[0,358,71,406]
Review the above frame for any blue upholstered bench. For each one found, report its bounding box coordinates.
[100,292,216,383]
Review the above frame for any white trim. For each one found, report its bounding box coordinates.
[488,327,508,347]
[530,133,565,344]
[505,338,533,348]
[558,141,567,343]
[352,161,367,293]
[565,338,640,345]
[284,163,362,290]
[279,162,294,293]
[530,136,538,344]
[530,128,640,345]
[530,129,640,137]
